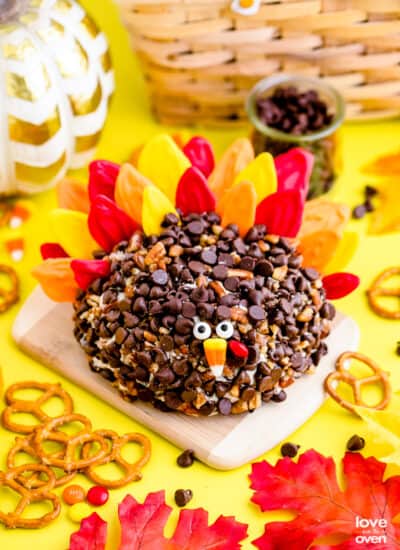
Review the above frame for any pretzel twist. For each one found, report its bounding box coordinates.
[0,264,19,314]
[7,435,76,489]
[0,464,60,529]
[367,267,400,320]
[82,429,151,488]
[32,414,109,473]
[2,381,74,434]
[324,351,392,413]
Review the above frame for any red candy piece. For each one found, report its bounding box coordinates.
[322,272,360,300]
[229,340,249,359]
[255,190,304,238]
[69,512,107,550]
[183,137,215,178]
[275,148,314,201]
[88,195,140,253]
[176,167,216,215]
[71,259,110,290]
[87,486,109,507]
[40,242,69,260]
[88,160,120,202]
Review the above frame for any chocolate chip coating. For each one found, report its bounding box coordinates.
[74,211,334,416]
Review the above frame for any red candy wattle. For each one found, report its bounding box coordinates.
[87,486,109,507]
[322,272,360,300]
[176,167,216,215]
[229,340,249,359]
[255,189,304,238]
[71,260,111,290]
[183,136,215,178]
[41,243,69,260]
[88,160,120,202]
[88,195,140,253]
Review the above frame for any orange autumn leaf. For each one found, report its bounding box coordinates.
[115,163,152,225]
[208,138,255,202]
[32,258,78,303]
[369,181,400,234]
[221,180,257,237]
[298,230,340,272]
[362,150,400,176]
[56,178,90,214]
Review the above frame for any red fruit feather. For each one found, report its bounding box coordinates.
[275,147,313,200]
[88,195,140,253]
[176,167,216,215]
[322,272,360,299]
[71,259,110,290]
[40,243,69,260]
[183,136,215,177]
[250,450,400,550]
[255,190,304,238]
[88,160,120,202]
[69,512,107,550]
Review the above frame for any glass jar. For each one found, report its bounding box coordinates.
[246,74,345,199]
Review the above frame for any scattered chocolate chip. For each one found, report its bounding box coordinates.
[174,489,193,507]
[280,442,300,458]
[364,198,374,213]
[177,449,195,468]
[346,434,365,452]
[396,341,400,356]
[272,390,287,402]
[352,204,366,219]
[365,185,378,198]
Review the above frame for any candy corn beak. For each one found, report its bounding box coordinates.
[204,338,227,377]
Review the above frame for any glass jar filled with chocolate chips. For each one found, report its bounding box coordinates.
[246,75,345,199]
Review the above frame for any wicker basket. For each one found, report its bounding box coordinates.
[116,0,400,126]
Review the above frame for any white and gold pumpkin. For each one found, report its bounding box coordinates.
[0,0,114,195]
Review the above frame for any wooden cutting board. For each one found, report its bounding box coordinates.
[13,287,359,470]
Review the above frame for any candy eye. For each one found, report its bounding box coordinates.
[216,321,234,339]
[193,322,211,340]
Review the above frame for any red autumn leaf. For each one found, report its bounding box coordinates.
[89,160,120,202]
[183,136,215,177]
[118,491,247,550]
[40,242,69,260]
[250,450,400,550]
[88,195,140,253]
[255,190,304,238]
[71,259,110,290]
[322,272,360,300]
[176,167,216,215]
[275,148,313,200]
[69,512,107,550]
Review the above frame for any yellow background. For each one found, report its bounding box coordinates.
[1,1,400,548]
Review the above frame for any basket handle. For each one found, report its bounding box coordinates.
[230,0,261,16]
